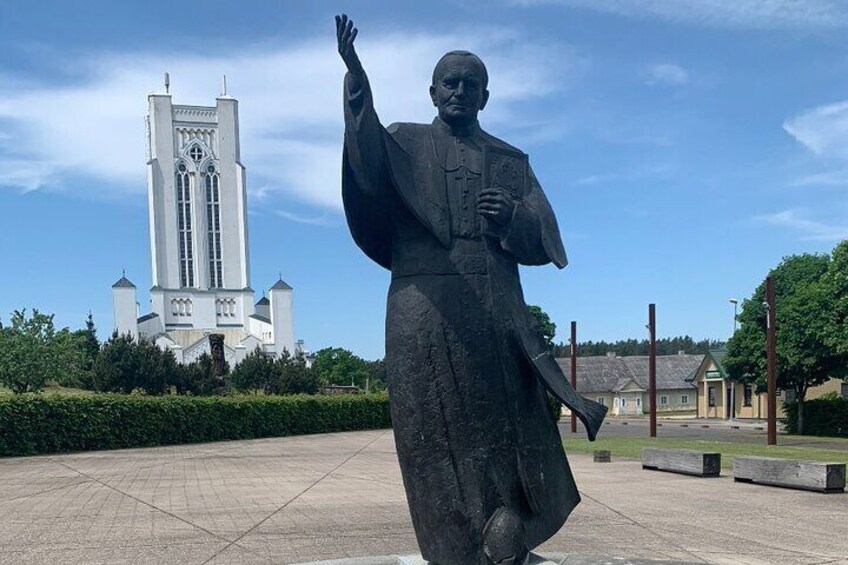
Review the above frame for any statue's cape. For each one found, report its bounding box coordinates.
[342,121,606,439]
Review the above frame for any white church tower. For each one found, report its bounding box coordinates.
[112,79,297,365]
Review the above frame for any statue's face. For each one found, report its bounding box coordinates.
[430,55,489,127]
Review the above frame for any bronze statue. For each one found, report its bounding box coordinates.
[335,14,606,565]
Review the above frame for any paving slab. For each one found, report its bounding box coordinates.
[297,554,700,564]
[0,429,846,565]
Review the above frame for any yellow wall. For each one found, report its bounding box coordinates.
[695,372,844,420]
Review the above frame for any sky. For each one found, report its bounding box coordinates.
[1,0,848,361]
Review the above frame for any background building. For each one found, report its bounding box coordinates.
[112,86,297,365]
[556,352,701,416]
[690,349,847,419]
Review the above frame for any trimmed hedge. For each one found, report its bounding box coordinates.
[784,397,848,437]
[0,393,391,457]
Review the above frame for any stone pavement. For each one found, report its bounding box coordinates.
[0,430,846,565]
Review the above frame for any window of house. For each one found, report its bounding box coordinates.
[636,397,641,407]
[660,395,668,405]
[785,389,796,403]
[708,386,716,407]
[597,397,605,406]
[621,398,627,408]
[613,398,619,408]
[681,395,689,404]
[842,382,848,399]
[743,384,753,407]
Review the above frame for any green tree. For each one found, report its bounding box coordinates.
[179,353,228,395]
[73,312,100,388]
[92,331,181,395]
[312,347,369,389]
[228,347,278,393]
[823,240,848,357]
[0,309,86,393]
[527,305,556,350]
[52,327,89,388]
[552,336,724,358]
[365,358,387,392]
[723,253,846,433]
[276,351,319,395]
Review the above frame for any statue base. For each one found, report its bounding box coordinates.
[295,553,700,564]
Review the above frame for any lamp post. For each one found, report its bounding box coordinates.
[729,298,738,334]
[728,298,738,421]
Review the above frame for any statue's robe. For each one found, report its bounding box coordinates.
[342,72,607,565]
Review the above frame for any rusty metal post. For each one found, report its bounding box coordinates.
[570,321,577,434]
[766,276,777,446]
[649,304,657,438]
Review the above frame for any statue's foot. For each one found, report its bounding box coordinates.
[482,507,528,565]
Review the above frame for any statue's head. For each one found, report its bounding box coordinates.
[430,51,490,127]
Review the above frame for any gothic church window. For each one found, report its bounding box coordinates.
[205,164,223,288]
[176,163,195,287]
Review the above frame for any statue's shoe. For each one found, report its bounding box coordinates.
[482,507,528,565]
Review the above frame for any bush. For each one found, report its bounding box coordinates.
[93,332,182,394]
[228,349,319,395]
[0,392,391,457]
[784,396,848,437]
[178,353,228,396]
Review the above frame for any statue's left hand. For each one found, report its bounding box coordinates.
[478,187,516,226]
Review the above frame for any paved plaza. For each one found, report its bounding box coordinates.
[1,429,846,565]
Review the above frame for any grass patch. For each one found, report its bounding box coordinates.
[563,436,848,468]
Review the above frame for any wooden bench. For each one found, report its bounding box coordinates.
[642,448,721,477]
[733,456,846,493]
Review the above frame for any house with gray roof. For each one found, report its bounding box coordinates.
[556,353,701,415]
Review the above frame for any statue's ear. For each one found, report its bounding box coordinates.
[429,84,437,107]
[479,89,490,112]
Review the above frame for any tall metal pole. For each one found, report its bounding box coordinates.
[766,277,777,445]
[729,298,738,421]
[649,304,657,438]
[570,321,578,433]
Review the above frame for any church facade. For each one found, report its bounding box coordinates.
[112,89,296,365]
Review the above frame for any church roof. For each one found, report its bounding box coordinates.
[270,278,293,291]
[250,313,272,324]
[112,275,136,288]
[256,297,270,306]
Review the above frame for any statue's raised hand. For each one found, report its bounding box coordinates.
[335,14,363,77]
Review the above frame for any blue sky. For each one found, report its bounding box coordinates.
[2,0,848,360]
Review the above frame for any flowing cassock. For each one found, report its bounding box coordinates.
[341,72,607,565]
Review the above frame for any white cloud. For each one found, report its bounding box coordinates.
[573,162,674,186]
[0,29,578,211]
[789,169,848,187]
[273,208,337,227]
[0,159,58,192]
[783,100,848,159]
[757,208,848,241]
[516,0,848,29]
[645,63,688,85]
